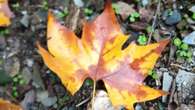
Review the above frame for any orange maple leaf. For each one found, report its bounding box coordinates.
[0,98,22,110]
[0,0,14,26]
[37,1,169,109]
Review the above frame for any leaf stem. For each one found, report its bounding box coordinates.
[91,80,96,110]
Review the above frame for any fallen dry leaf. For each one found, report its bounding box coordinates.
[37,1,169,110]
[0,98,22,110]
[0,0,14,26]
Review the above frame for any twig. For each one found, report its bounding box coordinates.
[170,63,191,71]
[76,97,91,107]
[91,81,96,110]
[168,78,176,103]
[147,0,161,44]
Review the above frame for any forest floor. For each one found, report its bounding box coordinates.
[0,0,195,110]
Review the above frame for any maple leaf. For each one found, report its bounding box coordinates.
[0,98,22,110]
[37,1,169,109]
[0,0,14,26]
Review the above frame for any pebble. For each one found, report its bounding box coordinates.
[189,5,195,13]
[163,10,181,25]
[21,90,35,110]
[182,31,195,45]
[32,64,44,89]
[0,37,6,49]
[4,57,20,77]
[73,0,84,7]
[26,58,34,67]
[162,72,173,102]
[20,12,30,27]
[89,90,114,110]
[176,70,195,103]
[36,90,57,107]
[21,67,32,84]
[113,1,135,20]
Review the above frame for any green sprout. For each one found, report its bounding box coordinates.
[0,28,10,36]
[85,79,93,86]
[129,12,140,22]
[84,8,93,16]
[12,74,26,85]
[56,8,69,18]
[168,9,173,16]
[42,0,48,10]
[148,70,158,79]
[180,43,188,50]
[12,85,18,97]
[112,3,120,14]
[146,25,153,33]
[12,2,20,11]
[12,91,19,97]
[11,74,26,97]
[173,38,182,47]
[137,34,148,45]
[192,13,195,20]
[174,39,192,61]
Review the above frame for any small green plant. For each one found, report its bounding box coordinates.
[42,0,48,10]
[11,74,26,97]
[192,12,195,20]
[85,79,93,86]
[148,70,158,79]
[56,8,69,18]
[146,25,153,33]
[112,3,120,14]
[173,38,182,47]
[167,9,173,16]
[129,12,140,22]
[180,43,188,50]
[12,2,20,11]
[173,37,192,61]
[84,8,93,16]
[137,34,148,45]
[0,28,10,36]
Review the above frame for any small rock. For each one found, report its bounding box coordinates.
[37,91,49,102]
[113,1,135,20]
[162,72,173,102]
[36,90,57,107]
[73,0,84,7]
[20,12,30,27]
[176,70,195,103]
[4,57,20,77]
[6,37,20,57]
[135,104,144,110]
[183,31,195,45]
[88,90,114,110]
[25,58,34,67]
[163,10,181,25]
[42,96,57,107]
[141,0,149,6]
[176,104,195,110]
[139,8,153,22]
[21,90,35,110]
[32,64,44,89]
[189,6,195,13]
[33,10,47,23]
[21,67,32,84]
[0,37,6,49]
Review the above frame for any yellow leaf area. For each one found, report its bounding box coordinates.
[0,0,14,26]
[0,98,22,110]
[37,1,169,110]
